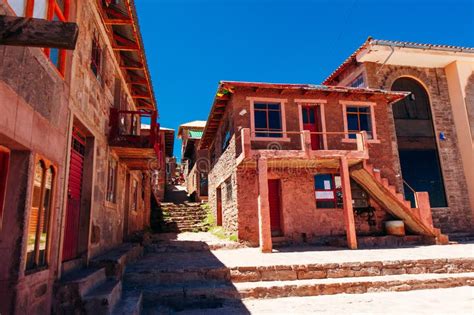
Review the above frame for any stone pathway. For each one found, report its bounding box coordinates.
[178,286,474,314]
[212,242,474,268]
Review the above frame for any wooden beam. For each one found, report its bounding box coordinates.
[340,156,358,249]
[0,16,78,49]
[104,18,133,25]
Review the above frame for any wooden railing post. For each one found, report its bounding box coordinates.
[241,128,251,158]
[301,130,311,156]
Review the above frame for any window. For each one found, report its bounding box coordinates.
[106,158,117,203]
[253,103,283,138]
[349,74,365,88]
[26,158,56,271]
[91,34,103,81]
[131,179,138,212]
[346,106,373,139]
[8,1,70,75]
[225,177,232,201]
[314,174,342,209]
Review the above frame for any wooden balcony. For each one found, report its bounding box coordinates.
[235,128,369,170]
[109,109,160,170]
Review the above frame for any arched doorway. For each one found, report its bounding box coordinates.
[391,77,447,207]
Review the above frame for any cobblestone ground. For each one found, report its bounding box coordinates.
[178,286,474,314]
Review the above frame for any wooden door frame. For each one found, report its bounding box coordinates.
[297,101,328,150]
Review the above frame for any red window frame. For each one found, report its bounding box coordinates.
[314,174,343,209]
[19,0,70,76]
[0,146,10,231]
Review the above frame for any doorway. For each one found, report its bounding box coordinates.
[391,77,447,207]
[216,187,222,226]
[301,105,322,150]
[268,179,282,236]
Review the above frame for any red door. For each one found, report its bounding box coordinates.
[302,106,321,150]
[62,129,86,262]
[268,179,282,235]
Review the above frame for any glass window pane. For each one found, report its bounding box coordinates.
[302,108,308,124]
[38,168,53,265]
[50,48,60,68]
[347,114,359,131]
[267,103,280,110]
[309,108,315,124]
[315,174,332,190]
[33,0,47,18]
[347,107,358,113]
[254,111,267,129]
[358,107,369,113]
[268,111,281,130]
[9,0,26,16]
[254,103,266,110]
[359,113,372,132]
[26,162,44,269]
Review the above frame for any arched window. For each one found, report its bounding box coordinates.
[26,158,56,271]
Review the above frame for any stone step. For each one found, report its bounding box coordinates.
[235,272,474,299]
[90,243,143,280]
[147,241,211,253]
[83,279,122,315]
[57,267,107,297]
[113,289,143,315]
[125,266,230,285]
[140,280,238,311]
[229,258,474,283]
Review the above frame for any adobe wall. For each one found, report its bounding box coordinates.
[364,62,472,233]
[235,166,391,246]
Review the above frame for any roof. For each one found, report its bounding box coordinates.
[323,37,474,85]
[199,80,409,149]
[177,120,207,138]
[96,0,157,112]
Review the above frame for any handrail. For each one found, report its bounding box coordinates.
[403,179,419,208]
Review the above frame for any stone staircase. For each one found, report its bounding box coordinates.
[53,243,144,315]
[121,239,474,314]
[160,202,208,233]
[350,162,449,244]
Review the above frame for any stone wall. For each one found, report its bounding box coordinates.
[364,62,472,233]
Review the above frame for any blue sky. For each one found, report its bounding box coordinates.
[135,0,474,159]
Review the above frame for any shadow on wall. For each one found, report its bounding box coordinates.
[123,233,251,314]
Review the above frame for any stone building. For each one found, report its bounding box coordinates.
[178,120,208,201]
[323,38,474,234]
[0,1,160,314]
[200,81,448,252]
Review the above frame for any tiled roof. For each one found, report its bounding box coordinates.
[322,37,474,85]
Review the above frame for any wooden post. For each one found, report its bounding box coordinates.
[340,156,357,249]
[257,157,272,253]
[0,16,78,49]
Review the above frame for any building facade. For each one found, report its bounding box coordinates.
[178,121,208,201]
[323,38,474,234]
[0,1,159,314]
[200,81,447,252]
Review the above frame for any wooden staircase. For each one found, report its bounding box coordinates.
[350,162,448,244]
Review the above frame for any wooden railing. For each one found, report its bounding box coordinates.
[235,128,369,159]
[109,108,160,157]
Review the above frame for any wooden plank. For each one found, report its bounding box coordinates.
[0,16,78,49]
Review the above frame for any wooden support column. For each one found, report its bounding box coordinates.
[257,157,272,253]
[340,156,357,249]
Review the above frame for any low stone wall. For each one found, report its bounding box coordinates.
[230,257,474,282]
